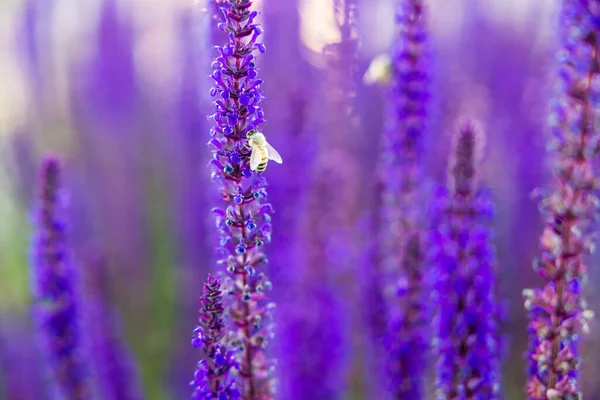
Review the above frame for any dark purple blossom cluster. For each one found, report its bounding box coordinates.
[430,123,501,399]
[191,275,240,399]
[207,1,275,398]
[523,1,600,398]
[30,156,91,400]
[374,0,431,398]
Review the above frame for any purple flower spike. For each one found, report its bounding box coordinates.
[524,2,600,398]
[368,0,431,398]
[430,122,501,399]
[30,156,91,400]
[384,232,428,400]
[381,0,429,209]
[190,275,240,399]
[207,1,275,398]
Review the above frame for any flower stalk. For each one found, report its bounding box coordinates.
[370,0,431,398]
[523,1,600,398]
[207,1,275,398]
[430,122,501,399]
[191,274,240,399]
[277,0,359,397]
[30,156,91,400]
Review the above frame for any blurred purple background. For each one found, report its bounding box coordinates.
[0,0,598,399]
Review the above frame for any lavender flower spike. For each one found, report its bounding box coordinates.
[191,274,240,399]
[208,1,275,398]
[30,156,91,400]
[430,122,501,399]
[385,231,428,399]
[523,1,600,398]
[372,0,430,398]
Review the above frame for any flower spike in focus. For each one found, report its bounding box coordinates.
[207,0,276,398]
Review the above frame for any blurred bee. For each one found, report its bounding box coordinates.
[246,129,283,173]
[363,53,393,86]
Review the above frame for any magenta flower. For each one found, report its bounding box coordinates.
[191,275,240,399]
[523,1,600,398]
[207,1,275,398]
[30,156,92,400]
[430,122,501,399]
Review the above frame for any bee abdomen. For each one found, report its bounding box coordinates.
[256,162,267,173]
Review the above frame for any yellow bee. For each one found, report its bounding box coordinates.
[246,129,283,173]
[363,53,393,86]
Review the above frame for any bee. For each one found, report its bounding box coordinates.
[246,129,283,173]
[363,53,393,86]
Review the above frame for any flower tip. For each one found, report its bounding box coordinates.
[455,118,485,149]
[40,155,62,180]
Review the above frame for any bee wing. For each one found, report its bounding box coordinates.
[264,142,283,164]
[250,145,263,171]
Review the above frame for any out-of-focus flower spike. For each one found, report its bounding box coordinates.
[524,1,600,398]
[372,0,431,398]
[30,156,92,400]
[430,121,502,399]
[385,231,428,399]
[206,0,276,398]
[276,0,359,397]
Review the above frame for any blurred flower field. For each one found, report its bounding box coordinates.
[0,0,599,399]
